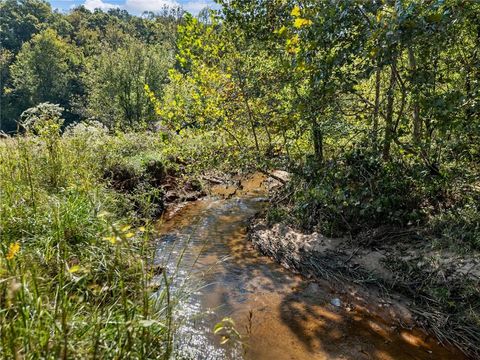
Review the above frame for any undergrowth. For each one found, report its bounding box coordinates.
[0,106,180,359]
[270,146,480,251]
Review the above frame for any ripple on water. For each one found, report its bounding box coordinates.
[154,195,464,360]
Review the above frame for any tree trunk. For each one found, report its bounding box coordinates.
[408,47,421,144]
[373,66,381,145]
[312,120,323,164]
[383,62,396,160]
[246,102,260,154]
[236,66,260,155]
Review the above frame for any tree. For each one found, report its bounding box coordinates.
[0,0,52,52]
[85,37,173,129]
[9,28,82,118]
[0,48,16,131]
[220,1,373,163]
[158,13,295,159]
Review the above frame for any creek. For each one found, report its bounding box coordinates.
[155,175,462,360]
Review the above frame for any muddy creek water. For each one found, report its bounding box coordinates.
[155,178,463,360]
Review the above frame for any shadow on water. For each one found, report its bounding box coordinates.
[155,179,465,360]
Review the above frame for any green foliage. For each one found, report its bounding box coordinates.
[273,145,480,253]
[20,102,65,188]
[0,0,52,52]
[158,12,301,163]
[429,198,480,251]
[286,148,424,234]
[85,37,173,129]
[0,115,182,358]
[0,1,184,133]
[9,28,81,117]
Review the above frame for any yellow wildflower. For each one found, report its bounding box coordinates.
[103,236,118,244]
[68,265,81,273]
[139,226,146,232]
[276,26,287,36]
[6,242,20,260]
[121,225,132,232]
[124,232,135,239]
[291,5,301,17]
[294,18,313,28]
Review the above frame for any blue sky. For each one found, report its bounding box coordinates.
[49,0,219,15]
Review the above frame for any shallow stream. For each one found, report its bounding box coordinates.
[155,176,463,360]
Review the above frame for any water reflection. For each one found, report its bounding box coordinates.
[155,194,464,360]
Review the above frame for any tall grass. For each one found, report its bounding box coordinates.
[0,118,177,358]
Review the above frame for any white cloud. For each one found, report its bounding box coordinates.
[84,0,118,11]
[81,0,219,15]
[124,0,179,13]
[183,1,214,14]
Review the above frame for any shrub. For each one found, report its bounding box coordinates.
[280,147,474,239]
[429,200,480,251]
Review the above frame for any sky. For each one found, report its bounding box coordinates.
[48,0,220,15]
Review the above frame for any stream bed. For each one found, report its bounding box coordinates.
[155,178,464,360]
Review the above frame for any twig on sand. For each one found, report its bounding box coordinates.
[256,168,287,185]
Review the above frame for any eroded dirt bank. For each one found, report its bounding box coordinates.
[249,194,479,358]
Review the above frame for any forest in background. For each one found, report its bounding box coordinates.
[1,0,185,132]
[1,0,479,358]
